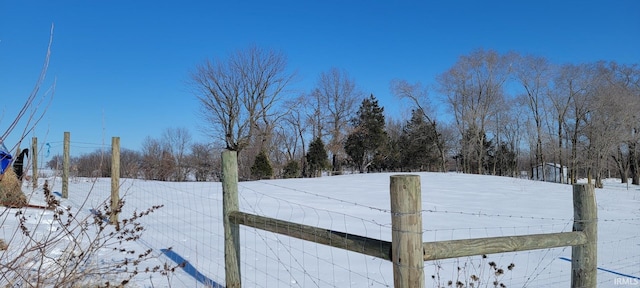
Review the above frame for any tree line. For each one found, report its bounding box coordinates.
[49,47,640,187]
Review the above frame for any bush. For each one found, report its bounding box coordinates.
[306,137,328,177]
[282,160,300,178]
[0,180,179,286]
[251,150,273,180]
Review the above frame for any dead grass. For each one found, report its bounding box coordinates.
[0,169,27,207]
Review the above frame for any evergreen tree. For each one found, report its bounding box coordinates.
[250,150,273,180]
[373,118,404,172]
[282,160,300,178]
[344,94,386,173]
[306,137,328,177]
[486,142,517,177]
[400,108,441,171]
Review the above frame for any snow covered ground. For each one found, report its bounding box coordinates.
[1,172,639,287]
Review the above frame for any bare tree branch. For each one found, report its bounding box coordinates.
[1,24,55,149]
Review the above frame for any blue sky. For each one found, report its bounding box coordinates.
[1,1,638,157]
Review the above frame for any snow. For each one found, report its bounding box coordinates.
[1,172,639,287]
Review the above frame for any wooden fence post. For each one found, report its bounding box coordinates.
[390,175,424,288]
[62,132,70,198]
[222,150,241,287]
[31,137,38,189]
[571,183,597,288]
[110,137,120,224]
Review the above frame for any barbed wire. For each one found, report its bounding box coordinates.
[250,180,392,214]
[601,217,640,222]
[599,234,640,245]
[238,182,391,230]
[422,221,573,234]
[251,180,590,224]
[423,208,574,222]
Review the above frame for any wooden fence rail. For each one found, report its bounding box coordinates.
[228,210,392,261]
[422,231,587,261]
[221,150,597,288]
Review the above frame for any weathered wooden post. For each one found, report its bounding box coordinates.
[31,137,38,189]
[110,137,120,224]
[222,150,241,287]
[62,132,70,198]
[571,183,597,288]
[390,175,424,288]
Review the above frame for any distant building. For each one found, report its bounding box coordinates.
[532,163,568,183]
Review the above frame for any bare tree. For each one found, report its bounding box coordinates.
[390,79,448,171]
[437,49,512,174]
[615,63,640,184]
[140,136,163,180]
[190,142,220,181]
[596,62,640,184]
[162,127,192,181]
[120,148,142,179]
[548,63,585,183]
[75,150,109,177]
[189,46,293,153]
[500,99,528,177]
[273,96,305,161]
[551,64,596,183]
[304,90,326,141]
[582,76,609,187]
[1,24,55,161]
[514,54,553,178]
[276,95,309,176]
[310,68,361,173]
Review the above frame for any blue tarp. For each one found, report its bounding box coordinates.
[0,142,12,174]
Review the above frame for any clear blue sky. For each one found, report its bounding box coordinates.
[1,1,638,157]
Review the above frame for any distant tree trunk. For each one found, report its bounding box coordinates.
[595,153,604,188]
[630,141,640,185]
[570,117,581,184]
[477,133,484,175]
[515,54,552,180]
[331,154,337,175]
[558,120,566,183]
[611,147,628,184]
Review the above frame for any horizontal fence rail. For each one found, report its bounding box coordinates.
[422,231,588,261]
[228,210,392,261]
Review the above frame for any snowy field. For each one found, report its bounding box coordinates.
[1,172,639,287]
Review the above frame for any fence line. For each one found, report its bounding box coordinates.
[41,137,602,287]
[25,134,632,287]
[221,149,598,288]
